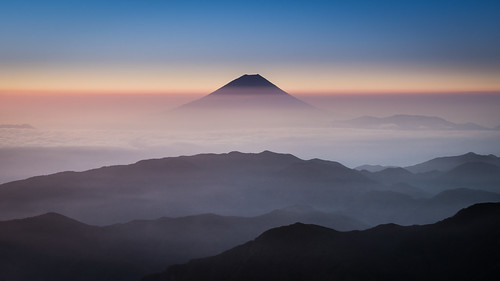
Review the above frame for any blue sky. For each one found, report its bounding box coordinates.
[1,1,500,180]
[1,0,500,93]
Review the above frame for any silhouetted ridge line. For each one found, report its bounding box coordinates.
[335,114,490,131]
[405,151,500,173]
[172,74,318,120]
[145,202,500,281]
[221,74,277,88]
[2,150,500,227]
[256,222,339,243]
[443,202,500,224]
[207,74,291,96]
[0,206,365,281]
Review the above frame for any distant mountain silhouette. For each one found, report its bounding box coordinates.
[218,74,277,88]
[345,188,500,225]
[355,153,500,198]
[405,152,500,173]
[363,167,415,182]
[177,74,314,110]
[354,164,397,172]
[1,151,499,226]
[0,151,379,225]
[145,202,500,281]
[430,188,500,205]
[170,74,322,128]
[358,167,430,198]
[334,114,489,130]
[0,207,364,281]
[433,162,500,192]
[446,161,500,176]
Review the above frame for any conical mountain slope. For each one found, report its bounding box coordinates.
[212,74,284,92]
[170,74,322,128]
[177,74,315,110]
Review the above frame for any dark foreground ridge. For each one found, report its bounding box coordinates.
[144,202,500,281]
[0,205,364,281]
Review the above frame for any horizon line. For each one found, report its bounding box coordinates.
[2,89,500,96]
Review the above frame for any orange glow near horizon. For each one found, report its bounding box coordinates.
[1,63,500,95]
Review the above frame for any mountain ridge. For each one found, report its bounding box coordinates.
[0,206,364,281]
[177,74,315,110]
[145,202,500,281]
[212,74,282,91]
[1,151,499,226]
[169,74,320,128]
[334,114,490,130]
[0,150,379,225]
[405,152,500,173]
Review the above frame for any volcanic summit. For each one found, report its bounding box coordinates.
[176,74,315,111]
[170,74,320,128]
[215,73,280,90]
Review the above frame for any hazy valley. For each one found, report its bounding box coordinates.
[145,203,500,281]
[1,75,500,280]
[3,0,500,280]
[1,150,500,226]
[1,149,500,281]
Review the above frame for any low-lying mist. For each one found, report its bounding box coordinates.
[1,92,499,183]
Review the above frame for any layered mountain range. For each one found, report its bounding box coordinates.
[0,207,364,281]
[145,203,500,281]
[1,151,499,226]
[1,151,499,280]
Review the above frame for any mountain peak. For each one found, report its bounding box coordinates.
[442,202,500,225]
[174,74,317,114]
[222,74,277,88]
[169,74,321,128]
[205,73,293,97]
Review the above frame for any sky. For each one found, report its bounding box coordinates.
[1,0,500,94]
[1,0,500,183]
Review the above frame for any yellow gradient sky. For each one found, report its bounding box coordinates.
[1,1,499,95]
[2,63,500,95]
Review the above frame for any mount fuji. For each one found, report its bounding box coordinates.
[178,74,315,110]
[170,74,323,128]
